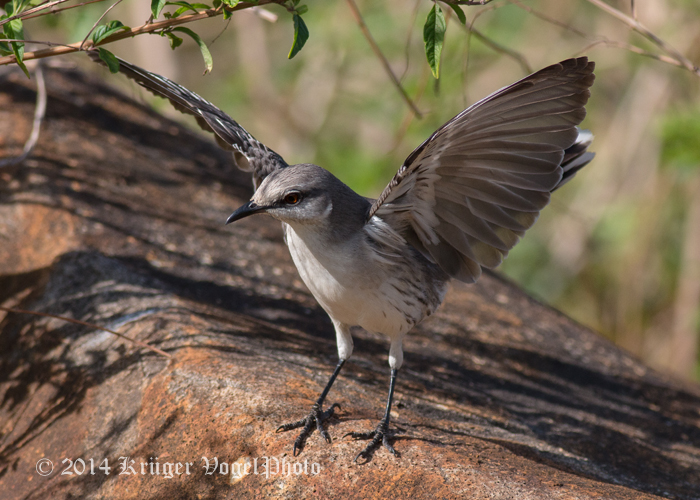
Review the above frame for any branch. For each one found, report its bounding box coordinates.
[585,0,699,77]
[508,0,588,38]
[22,0,110,21]
[0,1,280,66]
[0,61,46,168]
[450,0,493,4]
[345,0,423,118]
[399,0,423,82]
[460,1,531,74]
[0,306,172,358]
[468,26,531,73]
[80,0,124,50]
[0,0,72,28]
[576,38,691,70]
[0,38,75,48]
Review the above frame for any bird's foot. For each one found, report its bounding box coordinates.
[344,418,398,463]
[276,402,341,456]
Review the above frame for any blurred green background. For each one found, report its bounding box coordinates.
[18,0,700,379]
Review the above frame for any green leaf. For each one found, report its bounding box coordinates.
[288,13,308,59]
[151,0,167,18]
[3,18,23,44]
[11,0,32,16]
[98,47,120,73]
[172,27,213,74]
[445,2,466,25]
[171,6,190,18]
[0,42,13,56]
[295,4,308,15]
[91,20,129,45]
[163,31,183,49]
[165,1,210,17]
[423,3,446,79]
[218,0,239,16]
[3,18,29,78]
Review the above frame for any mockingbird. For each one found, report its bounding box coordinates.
[90,51,595,461]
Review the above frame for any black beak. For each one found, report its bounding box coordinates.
[226,200,266,224]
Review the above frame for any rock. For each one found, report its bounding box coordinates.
[1,66,699,500]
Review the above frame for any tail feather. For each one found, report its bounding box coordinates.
[556,128,594,190]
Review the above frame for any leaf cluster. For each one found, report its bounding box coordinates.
[95,0,308,74]
[1,0,313,76]
[0,0,34,77]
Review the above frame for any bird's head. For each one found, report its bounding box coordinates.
[226,164,344,227]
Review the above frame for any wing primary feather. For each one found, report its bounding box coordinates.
[370,57,595,280]
[87,50,287,186]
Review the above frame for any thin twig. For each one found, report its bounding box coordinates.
[451,0,493,5]
[22,0,110,21]
[468,1,499,24]
[462,2,502,105]
[585,0,699,76]
[210,16,232,45]
[392,62,432,154]
[345,0,423,118]
[509,0,588,38]
[80,0,124,50]
[0,0,69,28]
[468,26,531,73]
[630,0,636,20]
[400,0,423,82]
[0,306,172,359]
[461,15,471,108]
[0,38,76,49]
[576,38,689,69]
[437,0,453,88]
[0,62,46,168]
[511,0,698,77]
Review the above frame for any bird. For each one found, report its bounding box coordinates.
[89,50,595,462]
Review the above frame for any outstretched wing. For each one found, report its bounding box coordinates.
[369,57,595,283]
[88,50,287,187]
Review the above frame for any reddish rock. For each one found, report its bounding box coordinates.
[1,66,699,499]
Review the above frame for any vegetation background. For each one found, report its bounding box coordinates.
[3,0,700,379]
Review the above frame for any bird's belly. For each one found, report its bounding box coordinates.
[285,225,444,339]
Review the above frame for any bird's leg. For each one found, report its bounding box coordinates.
[276,359,345,456]
[345,368,399,462]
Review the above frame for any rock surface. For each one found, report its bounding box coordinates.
[1,66,699,500]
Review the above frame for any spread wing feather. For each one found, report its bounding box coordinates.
[370,57,595,283]
[87,50,287,188]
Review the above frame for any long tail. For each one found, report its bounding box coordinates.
[556,129,595,190]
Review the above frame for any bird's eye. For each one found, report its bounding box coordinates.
[284,192,302,205]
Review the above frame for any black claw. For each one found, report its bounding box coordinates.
[353,450,367,463]
[343,430,373,440]
[276,418,306,433]
[383,435,397,456]
[347,419,398,462]
[277,402,340,455]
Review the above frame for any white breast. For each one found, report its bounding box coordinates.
[284,223,427,340]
